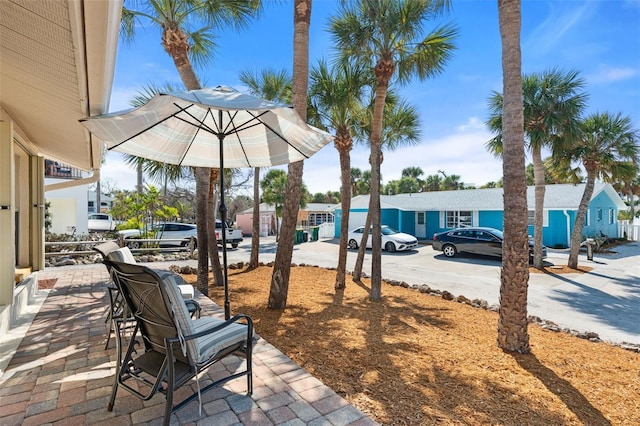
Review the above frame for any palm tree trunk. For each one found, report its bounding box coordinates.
[532,145,545,269]
[352,209,372,282]
[335,147,352,289]
[248,167,260,269]
[568,171,596,268]
[195,167,210,295]
[208,168,223,287]
[269,0,311,310]
[497,0,530,353]
[136,162,143,194]
[368,76,389,300]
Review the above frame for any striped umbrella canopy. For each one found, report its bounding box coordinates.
[80,86,333,168]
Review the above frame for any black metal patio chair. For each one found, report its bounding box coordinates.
[93,242,200,349]
[104,260,253,426]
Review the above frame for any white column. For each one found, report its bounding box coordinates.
[0,121,15,305]
[31,156,45,271]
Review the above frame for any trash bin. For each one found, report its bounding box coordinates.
[295,229,304,244]
[302,231,309,242]
[310,226,319,241]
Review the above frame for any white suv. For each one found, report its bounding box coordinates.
[152,222,198,247]
[120,222,197,249]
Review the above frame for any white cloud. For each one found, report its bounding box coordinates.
[524,1,595,56]
[587,66,638,85]
[377,121,503,188]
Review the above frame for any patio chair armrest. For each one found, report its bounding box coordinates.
[184,299,202,319]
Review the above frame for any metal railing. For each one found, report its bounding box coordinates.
[45,237,197,258]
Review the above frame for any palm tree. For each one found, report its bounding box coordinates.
[120,0,261,295]
[559,113,639,268]
[269,0,312,310]
[402,166,424,180]
[330,0,457,299]
[309,59,370,289]
[351,91,422,282]
[496,0,530,353]
[425,174,443,191]
[240,68,292,269]
[487,68,588,269]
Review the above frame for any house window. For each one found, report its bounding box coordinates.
[597,208,602,221]
[308,212,334,226]
[608,209,614,224]
[528,210,534,226]
[417,212,425,225]
[446,211,472,228]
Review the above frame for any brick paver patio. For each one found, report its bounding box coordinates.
[0,264,378,425]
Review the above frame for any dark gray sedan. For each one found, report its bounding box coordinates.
[432,227,546,261]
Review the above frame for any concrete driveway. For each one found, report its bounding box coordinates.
[223,237,640,346]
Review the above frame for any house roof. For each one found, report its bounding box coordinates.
[240,202,338,215]
[1,0,122,171]
[346,183,625,211]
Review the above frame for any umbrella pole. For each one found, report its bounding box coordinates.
[218,127,230,320]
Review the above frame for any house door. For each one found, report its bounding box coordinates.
[415,211,426,239]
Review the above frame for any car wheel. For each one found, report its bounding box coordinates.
[348,239,358,250]
[442,244,457,257]
[232,243,239,249]
[127,240,140,249]
[385,242,396,252]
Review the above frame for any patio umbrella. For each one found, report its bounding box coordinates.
[80,86,333,319]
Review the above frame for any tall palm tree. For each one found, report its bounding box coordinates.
[496,0,530,353]
[240,68,292,269]
[120,0,261,295]
[268,0,312,310]
[351,91,422,282]
[487,68,588,269]
[309,59,370,289]
[559,113,639,268]
[330,0,457,299]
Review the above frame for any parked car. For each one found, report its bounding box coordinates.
[119,222,197,249]
[120,220,243,249]
[432,227,546,261]
[88,213,117,232]
[215,220,244,248]
[347,225,418,252]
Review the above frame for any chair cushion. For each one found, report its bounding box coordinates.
[192,318,247,364]
[107,247,137,264]
[157,271,247,364]
[94,241,120,258]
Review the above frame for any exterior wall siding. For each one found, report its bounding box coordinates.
[583,190,619,239]
[478,210,503,229]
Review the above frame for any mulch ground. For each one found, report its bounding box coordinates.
[183,264,638,425]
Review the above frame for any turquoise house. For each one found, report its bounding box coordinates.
[334,183,626,248]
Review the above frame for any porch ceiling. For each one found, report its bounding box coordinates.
[0,0,121,171]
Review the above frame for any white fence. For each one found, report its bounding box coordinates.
[318,222,335,239]
[619,221,640,242]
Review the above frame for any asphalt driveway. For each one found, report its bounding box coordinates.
[223,237,640,346]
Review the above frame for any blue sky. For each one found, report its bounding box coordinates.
[102,0,640,195]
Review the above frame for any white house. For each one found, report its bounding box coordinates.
[1,0,122,334]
